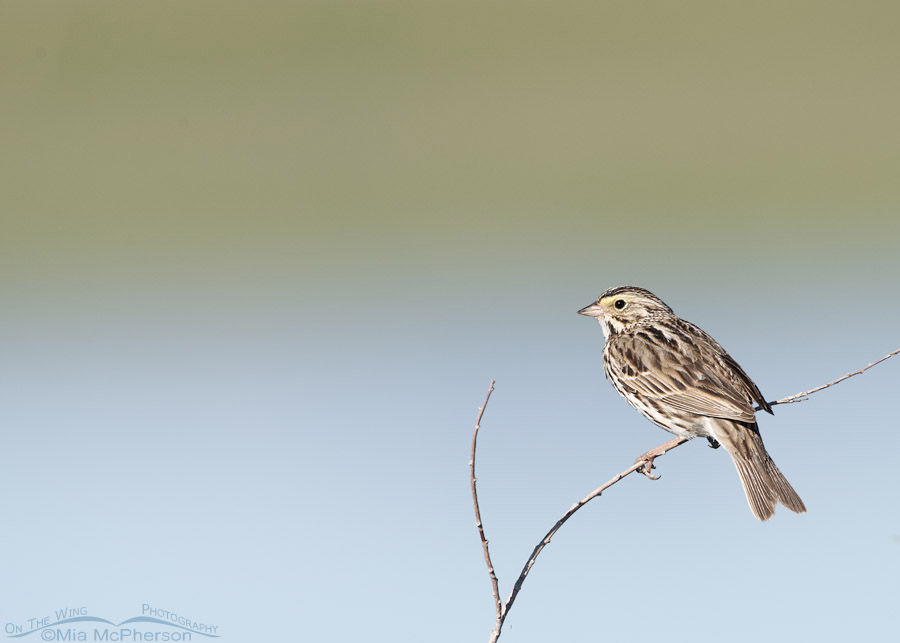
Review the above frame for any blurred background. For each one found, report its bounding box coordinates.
[1,1,898,641]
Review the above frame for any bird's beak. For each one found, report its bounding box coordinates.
[577,302,604,318]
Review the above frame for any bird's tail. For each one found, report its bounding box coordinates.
[716,423,806,521]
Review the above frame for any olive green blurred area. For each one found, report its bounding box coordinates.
[2,1,899,285]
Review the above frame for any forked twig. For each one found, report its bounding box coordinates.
[473,348,899,642]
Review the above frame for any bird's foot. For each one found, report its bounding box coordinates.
[633,437,691,480]
[707,437,720,449]
[634,451,663,480]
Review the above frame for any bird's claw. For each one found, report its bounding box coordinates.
[635,457,660,480]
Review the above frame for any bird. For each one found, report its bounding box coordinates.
[578,286,805,521]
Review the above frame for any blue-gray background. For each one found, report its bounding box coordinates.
[2,2,898,641]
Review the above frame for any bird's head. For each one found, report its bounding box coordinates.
[578,286,673,338]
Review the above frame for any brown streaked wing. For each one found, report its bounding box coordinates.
[676,319,773,415]
[606,330,758,423]
[717,349,772,414]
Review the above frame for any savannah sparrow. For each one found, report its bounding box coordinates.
[578,286,805,521]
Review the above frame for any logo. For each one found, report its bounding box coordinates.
[4,605,219,641]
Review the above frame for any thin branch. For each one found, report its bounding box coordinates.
[474,348,899,641]
[496,465,646,630]
[764,347,900,408]
[470,380,501,639]
[489,436,686,641]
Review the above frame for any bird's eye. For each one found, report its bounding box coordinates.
[614,299,626,310]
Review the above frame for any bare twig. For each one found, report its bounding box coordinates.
[763,347,900,408]
[470,380,501,638]
[494,451,673,641]
[473,348,899,641]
